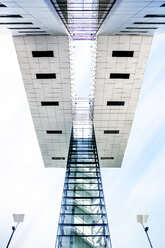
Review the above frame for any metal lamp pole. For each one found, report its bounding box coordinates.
[6,223,19,248]
[137,215,153,248]
[141,223,153,248]
[6,214,25,248]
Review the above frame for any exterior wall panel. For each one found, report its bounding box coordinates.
[14,35,72,168]
[94,35,153,168]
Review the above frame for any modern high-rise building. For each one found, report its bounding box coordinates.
[2,0,164,247]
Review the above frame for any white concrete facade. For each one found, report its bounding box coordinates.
[14,35,72,168]
[0,0,67,36]
[99,0,165,36]
[8,1,160,168]
[94,35,152,167]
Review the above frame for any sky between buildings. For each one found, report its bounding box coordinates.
[0,33,165,248]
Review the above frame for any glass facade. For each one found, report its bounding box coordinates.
[48,0,117,40]
[55,127,111,247]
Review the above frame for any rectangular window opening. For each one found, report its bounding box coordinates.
[41,101,59,106]
[9,27,40,30]
[104,130,119,134]
[107,101,125,106]
[161,3,165,7]
[47,130,62,134]
[0,22,33,25]
[126,27,157,30]
[25,34,50,36]
[19,31,46,34]
[112,51,134,57]
[101,157,114,160]
[110,73,130,79]
[52,157,65,160]
[120,31,147,33]
[36,73,56,79]
[134,22,165,25]
[32,51,54,57]
[144,14,165,18]
[0,14,22,18]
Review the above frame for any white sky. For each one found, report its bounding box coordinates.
[73,40,92,97]
[0,33,165,248]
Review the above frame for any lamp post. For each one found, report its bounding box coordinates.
[137,215,153,248]
[6,214,25,248]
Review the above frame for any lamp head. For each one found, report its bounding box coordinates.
[137,214,148,224]
[13,214,25,223]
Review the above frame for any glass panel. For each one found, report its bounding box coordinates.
[55,99,111,247]
[55,127,111,247]
[50,0,117,40]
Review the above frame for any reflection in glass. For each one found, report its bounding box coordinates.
[56,101,111,247]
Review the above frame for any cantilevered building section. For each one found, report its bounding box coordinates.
[14,35,73,168]
[9,0,165,247]
[94,35,152,167]
[13,34,152,169]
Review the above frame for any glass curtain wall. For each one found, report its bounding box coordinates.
[55,99,111,247]
[48,0,117,40]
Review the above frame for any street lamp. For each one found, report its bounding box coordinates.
[137,214,153,248]
[6,214,25,248]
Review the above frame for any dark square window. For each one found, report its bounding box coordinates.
[0,14,22,18]
[134,22,165,25]
[32,51,54,57]
[107,101,125,106]
[101,157,114,160]
[19,31,46,34]
[0,22,33,25]
[104,130,119,134]
[41,101,59,106]
[110,73,130,79]
[46,130,62,134]
[112,51,134,57]
[36,73,56,79]
[126,27,157,30]
[120,30,147,33]
[144,14,165,18]
[9,27,40,30]
[52,157,65,160]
